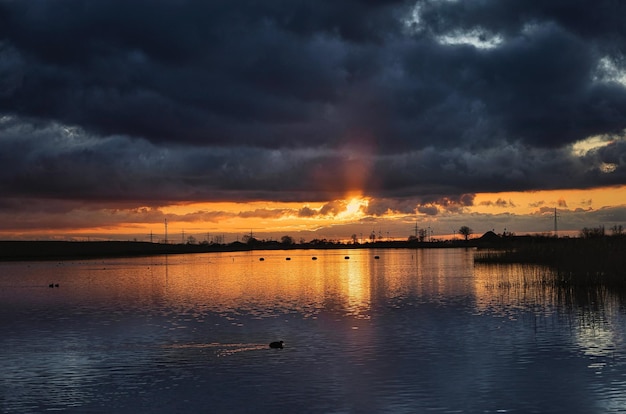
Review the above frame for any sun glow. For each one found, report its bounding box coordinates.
[338,197,369,220]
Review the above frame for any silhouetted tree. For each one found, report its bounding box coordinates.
[242,234,258,245]
[459,226,473,241]
[281,235,294,245]
[611,224,624,236]
[418,228,427,242]
[580,226,605,239]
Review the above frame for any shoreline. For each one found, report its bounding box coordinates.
[0,239,486,261]
[3,235,619,262]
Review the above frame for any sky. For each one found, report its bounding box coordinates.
[1,0,626,242]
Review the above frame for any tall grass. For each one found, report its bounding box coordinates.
[475,237,626,289]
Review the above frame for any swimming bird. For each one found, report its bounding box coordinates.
[269,341,284,349]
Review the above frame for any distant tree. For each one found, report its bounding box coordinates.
[580,226,605,239]
[242,234,258,245]
[186,235,197,245]
[459,226,473,241]
[351,234,358,244]
[418,228,427,242]
[281,235,294,245]
[611,224,624,236]
[369,231,376,242]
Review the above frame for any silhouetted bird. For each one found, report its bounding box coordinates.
[49,283,54,288]
[269,341,284,349]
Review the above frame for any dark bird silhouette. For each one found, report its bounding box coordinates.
[269,341,284,349]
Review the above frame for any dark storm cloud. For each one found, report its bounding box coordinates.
[1,0,626,206]
[0,0,406,147]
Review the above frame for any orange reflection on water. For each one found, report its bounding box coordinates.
[68,249,476,321]
[139,250,379,320]
[42,248,625,330]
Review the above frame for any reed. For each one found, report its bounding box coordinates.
[475,237,626,289]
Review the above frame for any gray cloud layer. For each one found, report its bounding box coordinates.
[1,0,626,207]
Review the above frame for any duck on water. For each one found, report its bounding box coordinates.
[269,341,284,349]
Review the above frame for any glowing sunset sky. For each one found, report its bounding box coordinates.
[1,1,625,242]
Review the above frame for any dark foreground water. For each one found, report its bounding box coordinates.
[1,248,625,413]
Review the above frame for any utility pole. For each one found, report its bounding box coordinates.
[554,208,559,237]
[164,218,168,244]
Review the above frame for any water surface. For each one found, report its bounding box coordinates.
[1,248,625,413]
